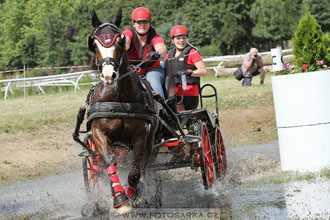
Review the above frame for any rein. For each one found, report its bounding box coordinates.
[98,54,155,83]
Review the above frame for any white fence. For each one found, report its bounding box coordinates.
[0,49,293,99]
[0,70,98,99]
[203,49,293,74]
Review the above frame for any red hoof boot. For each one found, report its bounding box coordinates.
[107,165,129,208]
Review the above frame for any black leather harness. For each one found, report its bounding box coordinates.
[85,74,156,131]
[87,102,154,123]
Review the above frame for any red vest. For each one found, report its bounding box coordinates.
[126,27,160,74]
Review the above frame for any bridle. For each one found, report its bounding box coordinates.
[88,23,124,75]
[88,22,154,83]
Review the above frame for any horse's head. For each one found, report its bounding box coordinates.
[88,8,126,86]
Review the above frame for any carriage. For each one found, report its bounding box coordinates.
[72,7,226,215]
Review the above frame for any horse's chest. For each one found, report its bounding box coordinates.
[108,119,149,139]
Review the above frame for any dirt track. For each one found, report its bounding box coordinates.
[0,142,282,219]
[1,141,330,219]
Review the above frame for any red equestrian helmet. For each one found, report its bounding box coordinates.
[170,25,189,39]
[131,7,152,22]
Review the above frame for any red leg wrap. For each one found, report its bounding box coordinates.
[107,165,117,175]
[112,185,124,196]
[110,174,120,183]
[107,165,129,208]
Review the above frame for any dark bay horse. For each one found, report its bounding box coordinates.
[87,8,158,214]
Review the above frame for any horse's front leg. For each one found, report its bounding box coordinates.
[92,127,131,213]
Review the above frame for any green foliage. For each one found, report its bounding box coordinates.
[66,2,93,65]
[0,0,29,68]
[215,0,255,54]
[292,11,330,72]
[304,0,330,33]
[198,44,220,56]
[0,0,312,71]
[250,0,303,42]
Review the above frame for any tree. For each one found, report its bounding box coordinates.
[0,0,29,68]
[304,0,330,33]
[19,35,38,67]
[66,1,93,65]
[34,1,74,67]
[213,0,255,54]
[292,11,330,70]
[250,0,303,48]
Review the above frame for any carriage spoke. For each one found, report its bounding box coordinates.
[199,122,215,190]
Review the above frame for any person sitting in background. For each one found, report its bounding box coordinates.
[164,25,207,111]
[241,48,265,86]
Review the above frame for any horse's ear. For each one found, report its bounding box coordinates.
[91,9,102,28]
[112,7,122,28]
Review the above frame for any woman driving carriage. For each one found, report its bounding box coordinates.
[164,25,207,111]
[123,7,167,100]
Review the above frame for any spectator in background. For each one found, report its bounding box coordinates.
[241,48,265,86]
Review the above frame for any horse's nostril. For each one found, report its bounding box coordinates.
[112,72,117,79]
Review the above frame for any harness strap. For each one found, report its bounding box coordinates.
[87,102,154,128]
[116,69,136,82]
[89,102,152,115]
[98,57,119,70]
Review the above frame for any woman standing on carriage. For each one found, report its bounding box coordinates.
[164,25,208,111]
[123,7,167,100]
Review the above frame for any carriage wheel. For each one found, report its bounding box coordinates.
[82,136,105,200]
[198,121,215,190]
[214,126,227,180]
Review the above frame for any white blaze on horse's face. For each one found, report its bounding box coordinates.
[95,41,118,86]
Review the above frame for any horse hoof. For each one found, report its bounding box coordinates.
[81,201,97,217]
[116,203,132,214]
[96,198,110,215]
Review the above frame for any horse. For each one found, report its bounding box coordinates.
[86,8,158,214]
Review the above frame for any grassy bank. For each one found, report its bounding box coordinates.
[0,88,88,134]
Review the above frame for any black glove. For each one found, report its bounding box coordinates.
[146,51,161,60]
[178,70,192,76]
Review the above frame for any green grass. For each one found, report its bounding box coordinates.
[201,71,275,111]
[255,169,330,185]
[0,72,276,134]
[0,76,97,99]
[0,88,89,134]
